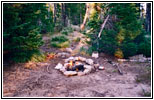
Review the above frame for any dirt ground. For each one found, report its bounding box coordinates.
[3,31,151,97]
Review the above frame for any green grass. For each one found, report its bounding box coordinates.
[30,52,46,62]
[61,27,73,35]
[73,37,81,42]
[51,35,69,43]
[51,41,70,48]
[51,35,70,48]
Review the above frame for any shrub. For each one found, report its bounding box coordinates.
[79,47,90,56]
[50,35,70,48]
[122,42,138,58]
[30,52,46,62]
[73,37,81,42]
[51,41,70,48]
[138,42,151,57]
[114,48,124,59]
[51,35,69,43]
[61,27,73,35]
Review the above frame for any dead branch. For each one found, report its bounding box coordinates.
[98,15,110,38]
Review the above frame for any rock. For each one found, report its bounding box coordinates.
[64,57,75,63]
[77,72,85,76]
[64,63,69,68]
[117,59,128,62]
[75,57,79,61]
[94,64,99,69]
[64,59,69,63]
[86,59,94,65]
[147,58,151,62]
[138,59,145,62]
[66,48,73,53]
[57,52,70,58]
[68,57,75,61]
[63,71,77,76]
[147,58,151,61]
[98,66,105,70]
[84,65,92,70]
[78,56,86,61]
[92,52,99,58]
[55,63,63,70]
[59,67,66,73]
[129,59,137,62]
[83,69,91,74]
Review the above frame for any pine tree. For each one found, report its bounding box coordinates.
[3,3,52,63]
[86,3,144,58]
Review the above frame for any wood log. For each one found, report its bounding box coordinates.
[98,15,110,38]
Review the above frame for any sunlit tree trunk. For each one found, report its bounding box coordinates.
[80,3,90,30]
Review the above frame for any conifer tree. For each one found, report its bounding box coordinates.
[3,3,53,62]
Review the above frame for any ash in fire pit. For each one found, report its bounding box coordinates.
[55,56,100,76]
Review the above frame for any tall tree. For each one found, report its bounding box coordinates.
[145,3,151,33]
[3,3,52,62]
[61,3,67,27]
[53,3,57,24]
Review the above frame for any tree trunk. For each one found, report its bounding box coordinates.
[80,3,90,30]
[61,3,67,27]
[80,6,82,24]
[98,15,110,38]
[146,3,151,33]
[53,3,57,24]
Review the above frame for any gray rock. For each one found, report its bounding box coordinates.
[74,57,79,61]
[59,67,66,73]
[64,63,69,68]
[98,66,105,70]
[78,56,86,61]
[83,69,91,74]
[86,59,94,65]
[66,48,73,53]
[77,72,85,76]
[92,52,99,58]
[84,65,92,70]
[55,63,63,70]
[118,59,128,62]
[64,57,75,63]
[63,71,77,76]
[94,64,99,67]
[57,52,70,58]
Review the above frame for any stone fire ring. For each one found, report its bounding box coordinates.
[55,56,97,76]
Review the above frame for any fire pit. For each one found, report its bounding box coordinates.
[55,56,100,76]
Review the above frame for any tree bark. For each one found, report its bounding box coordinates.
[80,3,90,30]
[61,3,67,27]
[80,5,82,24]
[146,3,151,33]
[53,3,57,24]
[98,15,110,38]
